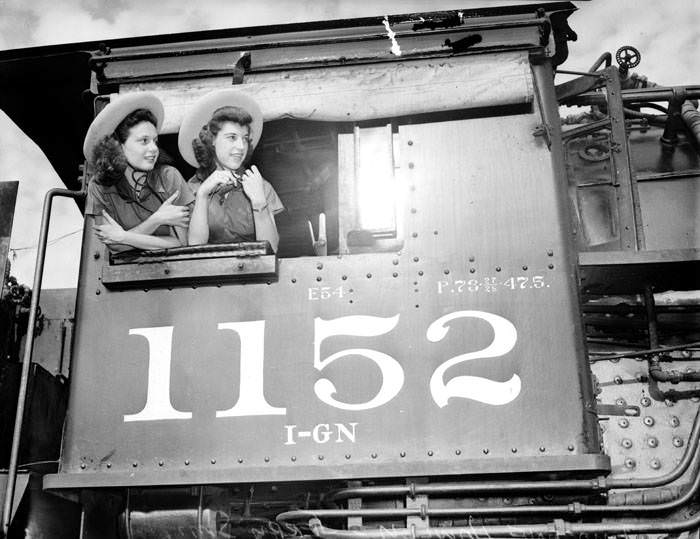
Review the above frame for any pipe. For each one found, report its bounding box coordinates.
[622,108,667,127]
[589,341,700,362]
[1,187,85,535]
[682,100,700,145]
[573,86,700,106]
[660,91,685,146]
[587,52,611,72]
[322,405,700,505]
[281,453,700,523]
[638,286,700,401]
[649,358,700,383]
[308,510,700,539]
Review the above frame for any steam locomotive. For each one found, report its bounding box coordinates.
[1,2,700,538]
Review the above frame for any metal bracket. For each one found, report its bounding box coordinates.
[596,403,641,417]
[532,123,552,148]
[231,51,251,85]
[346,481,362,530]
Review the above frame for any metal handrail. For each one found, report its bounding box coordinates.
[2,186,86,535]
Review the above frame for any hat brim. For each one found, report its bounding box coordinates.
[177,90,263,168]
[83,93,164,164]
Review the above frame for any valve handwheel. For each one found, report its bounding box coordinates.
[615,46,641,69]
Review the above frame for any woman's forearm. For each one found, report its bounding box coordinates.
[187,195,211,245]
[253,207,280,253]
[111,232,182,251]
[128,214,162,235]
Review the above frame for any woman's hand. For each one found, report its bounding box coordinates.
[199,170,236,198]
[151,191,190,227]
[240,165,267,210]
[94,211,127,245]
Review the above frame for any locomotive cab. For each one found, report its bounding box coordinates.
[2,2,700,539]
[42,4,612,536]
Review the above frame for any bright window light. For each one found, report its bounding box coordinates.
[355,124,396,232]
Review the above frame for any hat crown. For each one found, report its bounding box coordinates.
[83,93,164,164]
[178,90,264,168]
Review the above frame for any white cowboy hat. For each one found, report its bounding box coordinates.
[178,89,263,168]
[83,93,164,164]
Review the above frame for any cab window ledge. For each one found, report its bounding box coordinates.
[102,241,276,289]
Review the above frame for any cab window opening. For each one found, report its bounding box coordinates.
[107,105,533,271]
[157,118,404,260]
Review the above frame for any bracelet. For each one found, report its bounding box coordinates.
[252,203,268,212]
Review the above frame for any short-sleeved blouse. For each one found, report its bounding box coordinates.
[86,165,194,236]
[188,176,283,244]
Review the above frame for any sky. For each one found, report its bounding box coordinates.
[1,0,699,288]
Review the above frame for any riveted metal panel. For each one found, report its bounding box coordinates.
[47,108,605,490]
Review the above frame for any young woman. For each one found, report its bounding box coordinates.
[84,93,193,252]
[177,90,283,251]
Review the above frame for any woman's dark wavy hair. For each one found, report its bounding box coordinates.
[192,106,253,181]
[90,108,159,186]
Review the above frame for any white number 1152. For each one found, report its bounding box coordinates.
[123,310,520,422]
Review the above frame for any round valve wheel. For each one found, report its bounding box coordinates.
[615,46,641,69]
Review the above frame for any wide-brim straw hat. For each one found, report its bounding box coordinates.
[83,93,164,164]
[178,90,263,168]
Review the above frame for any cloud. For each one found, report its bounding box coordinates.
[79,0,129,24]
[566,0,700,86]
[0,3,39,51]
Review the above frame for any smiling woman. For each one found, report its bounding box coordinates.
[178,90,284,252]
[84,93,194,253]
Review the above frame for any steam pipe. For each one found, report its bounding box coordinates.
[308,510,700,539]
[650,358,700,383]
[637,286,700,399]
[573,86,700,105]
[589,341,700,362]
[280,454,700,523]
[322,405,700,504]
[682,100,700,145]
[1,187,86,535]
[587,52,611,72]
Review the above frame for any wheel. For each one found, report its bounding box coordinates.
[615,46,641,69]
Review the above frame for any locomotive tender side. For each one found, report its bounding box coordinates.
[2,2,700,538]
